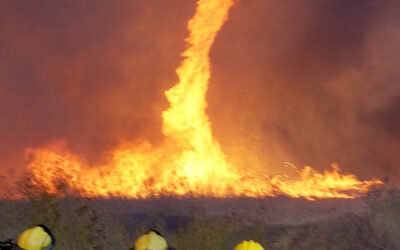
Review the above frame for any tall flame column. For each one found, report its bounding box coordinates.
[162,0,241,194]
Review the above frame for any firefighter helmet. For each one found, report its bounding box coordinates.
[234,240,264,250]
[134,230,168,250]
[17,225,55,250]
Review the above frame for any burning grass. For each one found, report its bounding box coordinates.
[0,1,392,248]
[0,174,399,249]
[22,0,381,201]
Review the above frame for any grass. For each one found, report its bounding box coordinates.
[0,173,399,249]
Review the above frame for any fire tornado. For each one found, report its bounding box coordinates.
[27,0,381,200]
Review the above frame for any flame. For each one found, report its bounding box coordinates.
[26,0,381,200]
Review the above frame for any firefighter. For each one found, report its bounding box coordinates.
[132,230,175,250]
[17,225,55,250]
[234,240,264,250]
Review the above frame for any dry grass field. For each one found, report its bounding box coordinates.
[1,174,399,249]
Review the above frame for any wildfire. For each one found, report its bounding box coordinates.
[26,0,381,200]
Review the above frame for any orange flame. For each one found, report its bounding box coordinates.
[26,0,381,200]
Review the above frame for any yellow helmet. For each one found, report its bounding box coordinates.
[17,225,55,250]
[234,240,264,250]
[134,230,168,250]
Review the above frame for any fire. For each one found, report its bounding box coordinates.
[269,165,381,199]
[26,0,381,200]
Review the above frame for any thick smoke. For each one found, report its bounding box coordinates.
[209,0,400,180]
[0,0,195,174]
[0,0,399,181]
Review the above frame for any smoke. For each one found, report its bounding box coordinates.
[209,0,400,180]
[0,0,399,180]
[0,0,195,173]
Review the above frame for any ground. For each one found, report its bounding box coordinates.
[1,184,399,249]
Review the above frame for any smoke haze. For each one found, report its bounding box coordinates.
[209,0,400,179]
[0,0,399,180]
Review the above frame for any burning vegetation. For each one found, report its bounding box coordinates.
[24,0,381,200]
[1,1,400,249]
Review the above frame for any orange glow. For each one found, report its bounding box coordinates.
[26,0,382,200]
